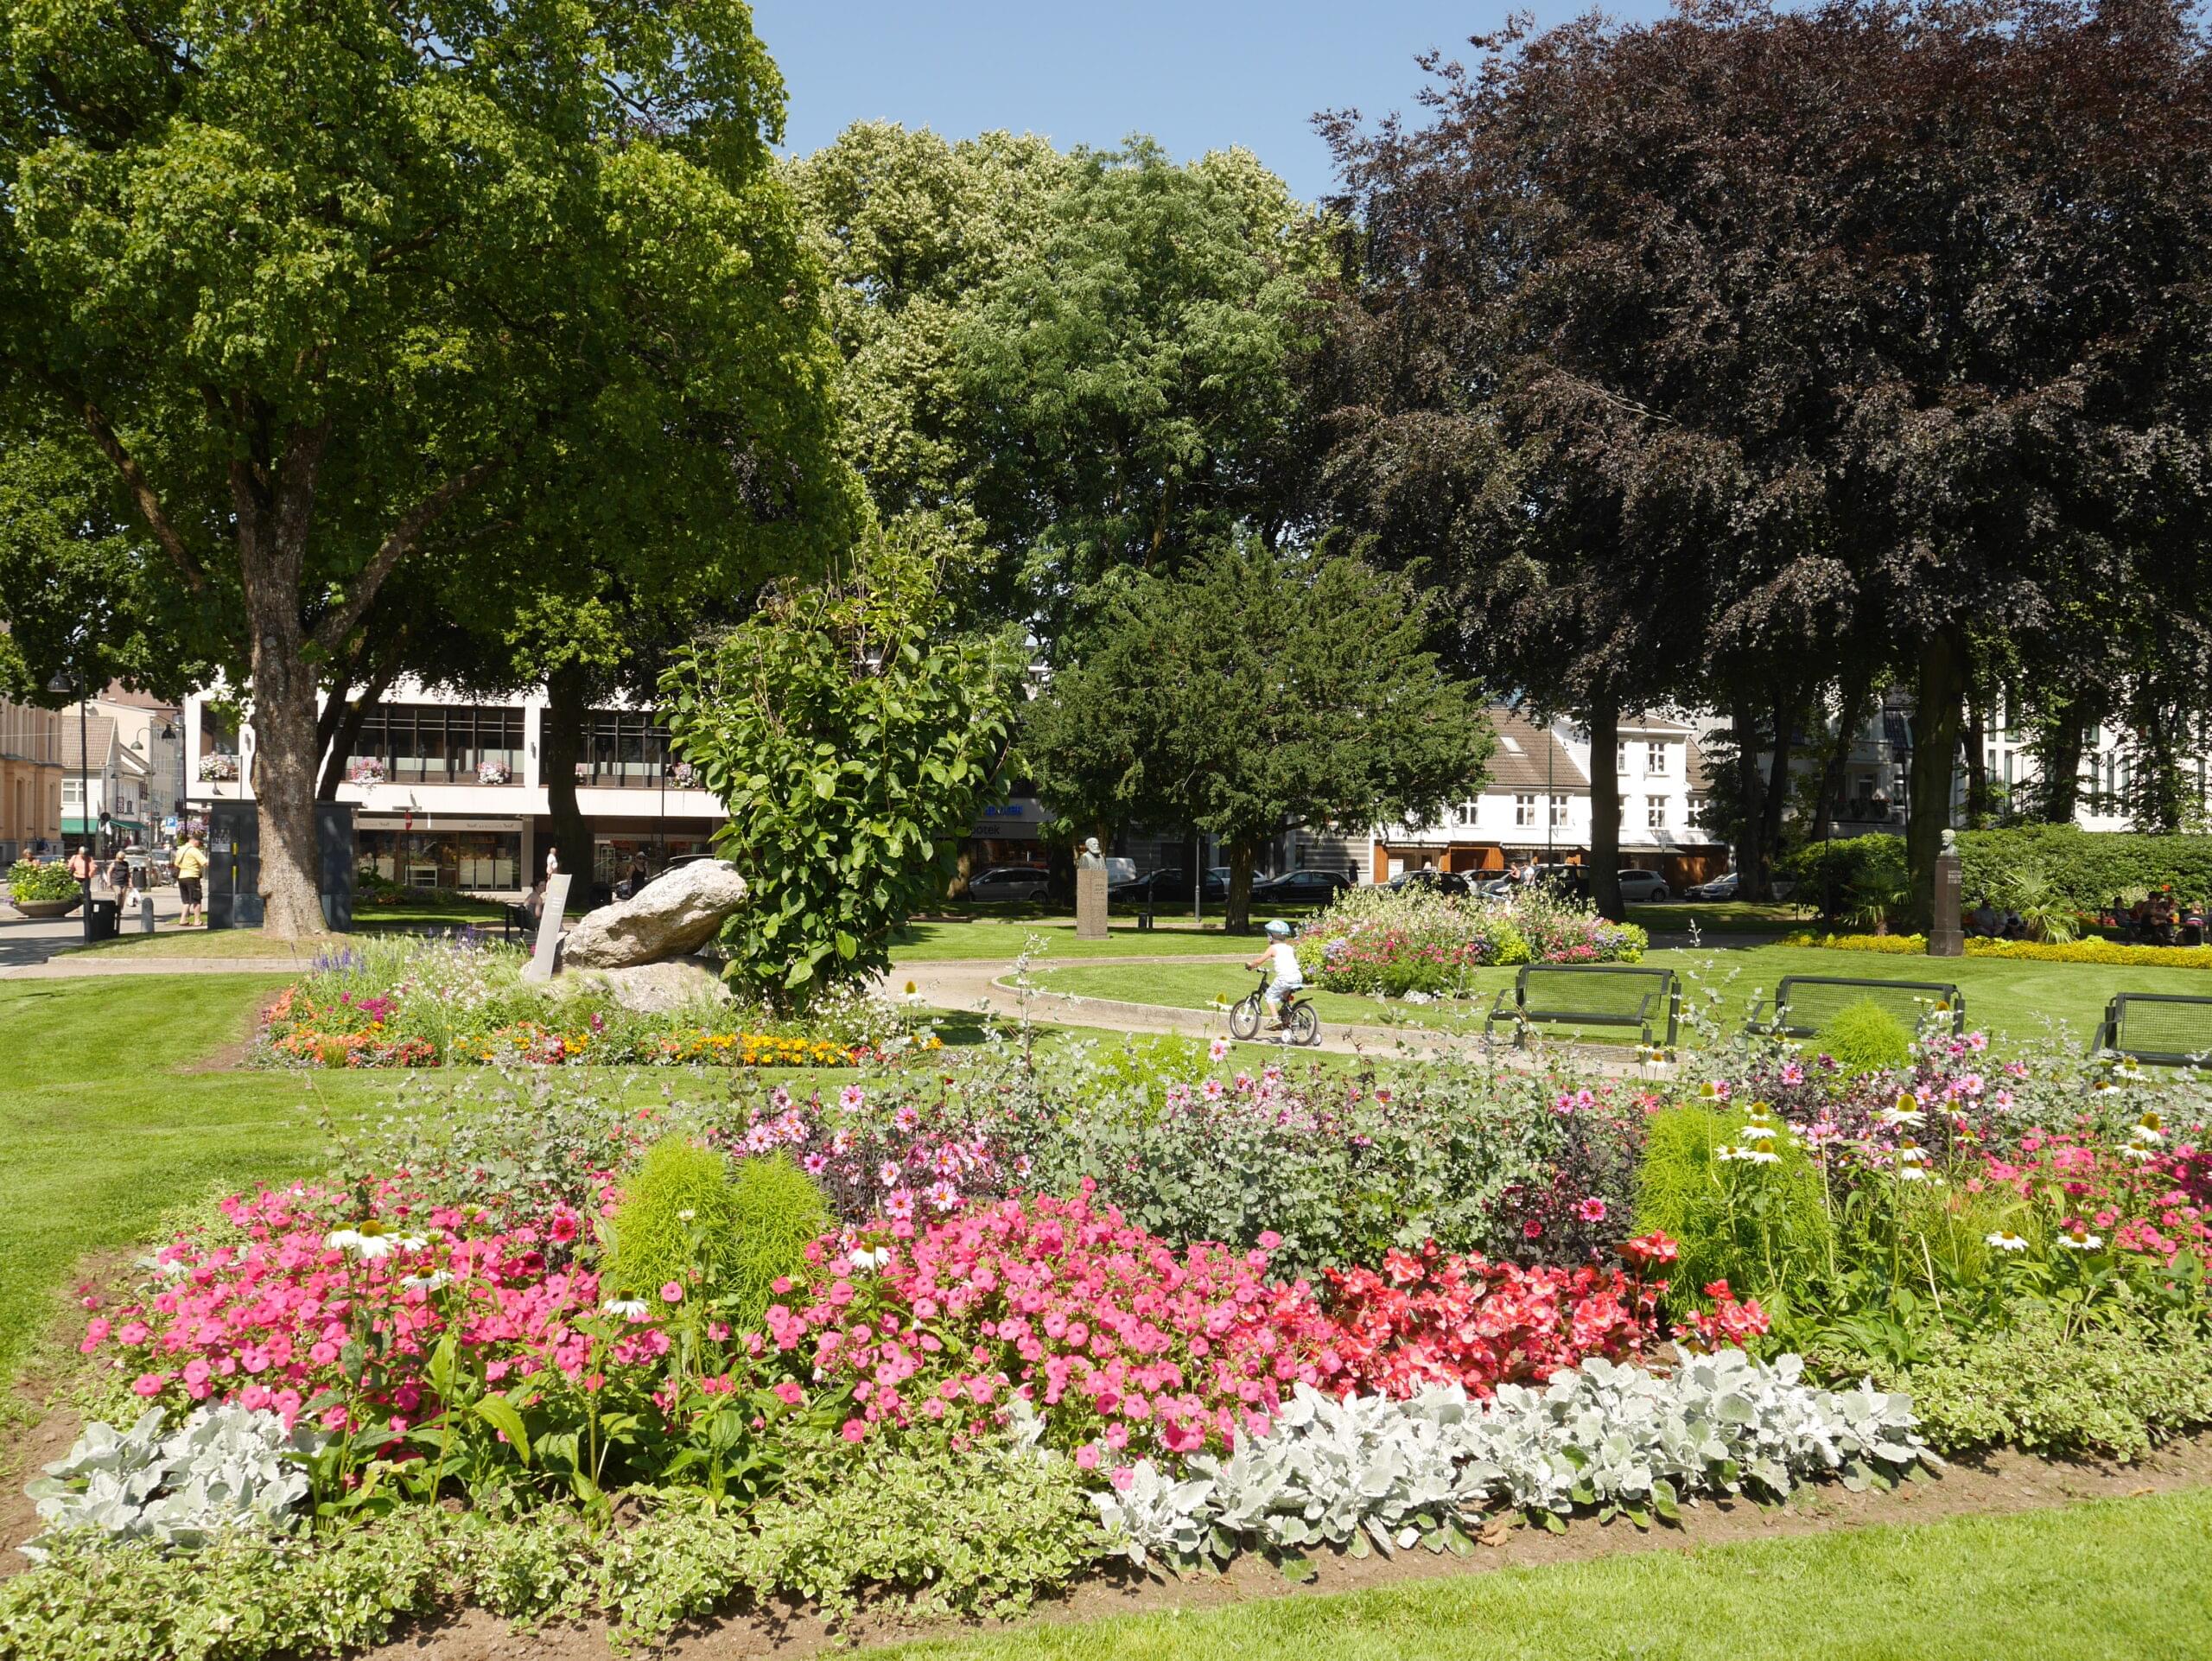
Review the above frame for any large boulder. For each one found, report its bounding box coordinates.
[560,958,733,1015]
[560,859,748,969]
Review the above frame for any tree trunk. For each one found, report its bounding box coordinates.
[243,580,329,939]
[2039,703,2089,824]
[1760,691,1794,881]
[1732,696,1768,901]
[542,663,593,897]
[1964,695,1987,828]
[316,654,405,801]
[1225,836,1256,933]
[1814,672,1871,835]
[1587,703,1623,921]
[1907,628,1967,932]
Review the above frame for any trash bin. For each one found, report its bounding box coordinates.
[86,898,119,942]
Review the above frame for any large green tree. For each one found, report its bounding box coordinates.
[1025,539,1491,931]
[1,0,853,934]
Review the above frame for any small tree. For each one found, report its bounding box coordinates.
[1026,538,1491,930]
[662,522,1023,1004]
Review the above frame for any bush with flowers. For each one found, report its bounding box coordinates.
[1295,882,1644,998]
[254,933,929,1070]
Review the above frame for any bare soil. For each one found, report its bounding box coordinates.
[357,1431,2212,1661]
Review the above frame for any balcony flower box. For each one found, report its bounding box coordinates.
[478,760,514,786]
[346,757,388,786]
[196,753,239,783]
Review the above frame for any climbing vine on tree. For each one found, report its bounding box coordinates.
[662,523,1024,1005]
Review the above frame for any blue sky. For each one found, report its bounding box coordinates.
[752,2,1671,206]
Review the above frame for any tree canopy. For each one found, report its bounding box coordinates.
[1024,538,1491,929]
[2,0,856,932]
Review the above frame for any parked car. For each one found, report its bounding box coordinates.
[1615,869,1671,904]
[1110,867,1229,904]
[1385,867,1473,896]
[1253,869,1353,904]
[1686,871,1738,901]
[965,865,1052,902]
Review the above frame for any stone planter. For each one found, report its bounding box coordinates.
[9,895,83,920]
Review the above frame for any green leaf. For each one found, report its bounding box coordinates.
[471,1395,532,1464]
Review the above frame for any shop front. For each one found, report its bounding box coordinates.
[357,815,525,893]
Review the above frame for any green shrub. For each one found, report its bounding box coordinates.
[1819,998,1915,1075]
[1957,824,2212,917]
[724,1153,830,1333]
[1633,1104,1834,1321]
[6,858,81,903]
[604,1136,745,1301]
[738,1435,1103,1626]
[1817,1306,2212,1460]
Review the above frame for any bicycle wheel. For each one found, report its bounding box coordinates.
[1228,994,1261,1041]
[1288,1002,1320,1047]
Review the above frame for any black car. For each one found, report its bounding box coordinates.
[1385,867,1474,897]
[1109,868,1230,904]
[1253,869,1354,904]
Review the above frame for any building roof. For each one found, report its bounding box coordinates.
[60,715,118,772]
[1484,708,1587,794]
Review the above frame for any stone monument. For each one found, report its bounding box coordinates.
[1074,836,1109,942]
[521,872,572,983]
[1928,829,1964,958]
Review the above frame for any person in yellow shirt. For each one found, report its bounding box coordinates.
[174,833,209,926]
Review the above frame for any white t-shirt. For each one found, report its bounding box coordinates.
[1268,940,1302,983]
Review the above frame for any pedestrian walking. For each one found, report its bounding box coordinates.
[175,833,208,926]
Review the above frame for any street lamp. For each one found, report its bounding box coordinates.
[48,670,92,942]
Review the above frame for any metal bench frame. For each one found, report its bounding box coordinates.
[1747,976,1966,1040]
[2090,992,2212,1067]
[1485,964,1680,1050]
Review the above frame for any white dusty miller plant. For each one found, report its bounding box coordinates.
[1094,1351,1932,1569]
[22,1404,321,1557]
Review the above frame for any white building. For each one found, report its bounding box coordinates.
[1366,707,1728,888]
[183,680,727,898]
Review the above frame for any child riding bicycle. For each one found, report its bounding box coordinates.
[1244,920,1304,1030]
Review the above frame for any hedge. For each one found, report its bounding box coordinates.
[1956,825,2212,913]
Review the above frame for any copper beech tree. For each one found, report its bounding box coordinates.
[1313,0,2212,925]
[1,0,852,935]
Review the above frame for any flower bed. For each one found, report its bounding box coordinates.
[253,935,924,1069]
[7,858,80,904]
[22,1018,2212,1656]
[1296,884,1646,997]
[1785,930,2212,969]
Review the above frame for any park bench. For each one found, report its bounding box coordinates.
[2089,993,2212,1066]
[1746,976,1966,1041]
[1484,964,1680,1051]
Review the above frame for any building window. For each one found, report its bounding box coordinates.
[61,779,82,805]
[1514,793,1536,827]
[580,710,671,788]
[1616,740,1628,774]
[1647,794,1666,830]
[352,704,526,785]
[1549,794,1569,829]
[1452,799,1477,828]
[1646,741,1668,775]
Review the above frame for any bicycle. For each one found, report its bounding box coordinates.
[1227,968,1320,1046]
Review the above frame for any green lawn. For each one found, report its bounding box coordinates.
[59,927,350,960]
[1637,899,1817,934]
[1031,943,2212,1050]
[0,976,349,1384]
[866,1487,2212,1661]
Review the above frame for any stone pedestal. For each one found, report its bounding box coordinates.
[1928,851,1964,958]
[1075,865,1109,941]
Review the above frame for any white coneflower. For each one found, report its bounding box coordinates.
[601,1298,651,1320]
[401,1270,452,1291]
[1894,1141,1929,1181]
[323,1228,364,1252]
[2056,1228,2103,1251]
[1985,1230,2029,1252]
[2133,1112,2165,1143]
[1878,1103,1926,1130]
